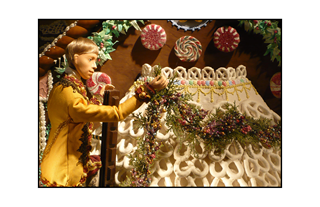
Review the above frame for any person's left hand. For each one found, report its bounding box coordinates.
[99,84,115,96]
[149,76,168,91]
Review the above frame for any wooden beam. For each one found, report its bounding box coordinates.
[99,90,120,187]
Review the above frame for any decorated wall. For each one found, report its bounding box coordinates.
[39,19,281,116]
[38,19,282,187]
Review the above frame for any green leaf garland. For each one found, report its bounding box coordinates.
[238,20,281,66]
[89,20,145,66]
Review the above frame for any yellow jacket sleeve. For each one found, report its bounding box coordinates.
[47,84,142,123]
[69,94,143,123]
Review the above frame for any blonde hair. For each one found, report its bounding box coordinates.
[65,37,99,69]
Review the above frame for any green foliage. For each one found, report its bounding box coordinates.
[238,20,281,66]
[89,20,145,66]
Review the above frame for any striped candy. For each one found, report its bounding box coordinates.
[213,26,240,52]
[174,36,202,62]
[141,24,167,50]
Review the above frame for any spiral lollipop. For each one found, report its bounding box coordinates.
[86,72,112,96]
[174,36,202,62]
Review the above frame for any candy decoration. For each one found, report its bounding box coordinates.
[141,24,167,50]
[86,72,112,96]
[213,26,240,52]
[270,72,281,98]
[174,36,202,62]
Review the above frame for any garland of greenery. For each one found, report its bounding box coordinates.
[238,20,281,66]
[120,65,281,187]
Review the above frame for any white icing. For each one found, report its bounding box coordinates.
[90,63,281,187]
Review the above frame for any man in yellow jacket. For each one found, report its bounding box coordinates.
[40,37,167,187]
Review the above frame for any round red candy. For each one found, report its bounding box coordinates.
[213,26,240,52]
[270,72,281,98]
[141,24,167,50]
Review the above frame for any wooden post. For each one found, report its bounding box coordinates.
[99,90,120,187]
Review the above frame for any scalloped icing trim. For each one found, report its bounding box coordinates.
[141,63,247,81]
[133,64,257,103]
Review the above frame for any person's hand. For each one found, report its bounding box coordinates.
[105,84,115,91]
[149,75,168,91]
[99,84,115,96]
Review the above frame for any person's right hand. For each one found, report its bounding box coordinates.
[149,76,168,91]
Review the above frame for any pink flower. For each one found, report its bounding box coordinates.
[241,125,252,134]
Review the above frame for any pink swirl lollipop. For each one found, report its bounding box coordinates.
[86,72,112,96]
[174,36,202,62]
[141,24,167,50]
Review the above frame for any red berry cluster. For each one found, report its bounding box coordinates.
[258,124,281,149]
[178,101,208,133]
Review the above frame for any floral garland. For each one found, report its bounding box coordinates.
[238,20,281,66]
[120,65,281,187]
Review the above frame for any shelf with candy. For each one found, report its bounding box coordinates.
[120,65,281,187]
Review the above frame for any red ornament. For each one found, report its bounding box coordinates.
[270,72,281,98]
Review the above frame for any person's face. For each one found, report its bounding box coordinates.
[74,53,98,79]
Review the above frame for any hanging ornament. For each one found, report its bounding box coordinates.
[174,36,202,62]
[213,26,240,52]
[140,24,167,50]
[270,72,281,98]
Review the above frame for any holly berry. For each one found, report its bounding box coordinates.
[253,20,259,24]
[267,22,272,26]
[274,30,278,34]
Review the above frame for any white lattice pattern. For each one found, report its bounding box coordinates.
[114,100,281,187]
[113,64,281,186]
[90,64,281,187]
